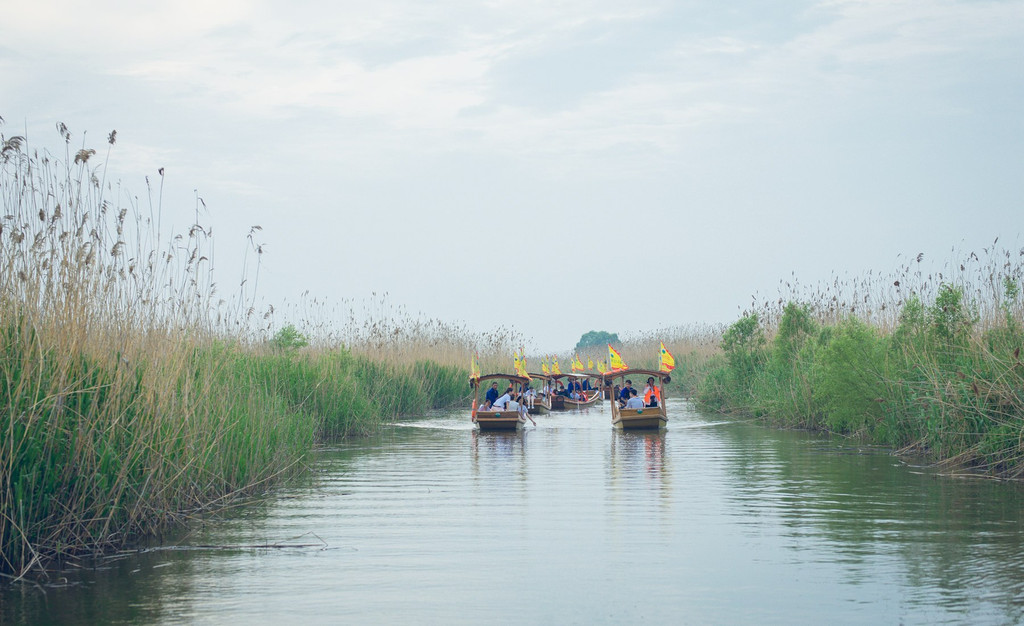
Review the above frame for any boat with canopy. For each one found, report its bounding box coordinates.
[603,368,670,429]
[469,373,534,430]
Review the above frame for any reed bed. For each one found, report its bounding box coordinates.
[0,122,467,578]
[618,324,724,395]
[692,241,1024,478]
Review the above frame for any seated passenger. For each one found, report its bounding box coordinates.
[643,376,662,405]
[522,384,536,408]
[619,380,634,404]
[491,388,514,410]
[624,388,645,409]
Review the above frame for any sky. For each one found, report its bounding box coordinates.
[2,0,1022,352]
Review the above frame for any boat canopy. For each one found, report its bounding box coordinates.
[601,368,671,384]
[470,373,532,388]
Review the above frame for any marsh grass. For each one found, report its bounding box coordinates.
[0,123,467,578]
[0,122,321,577]
[619,324,724,395]
[694,241,1024,477]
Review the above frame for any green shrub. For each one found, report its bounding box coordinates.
[814,318,889,437]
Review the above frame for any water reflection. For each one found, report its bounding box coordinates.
[6,408,1024,624]
[609,430,668,480]
[470,429,528,481]
[712,422,1024,622]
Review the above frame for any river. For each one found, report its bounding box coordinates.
[4,400,1024,624]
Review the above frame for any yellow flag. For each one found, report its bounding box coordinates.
[660,341,676,372]
[471,352,481,379]
[597,360,608,374]
[587,358,594,370]
[541,356,550,375]
[552,358,562,375]
[571,354,584,372]
[608,344,627,371]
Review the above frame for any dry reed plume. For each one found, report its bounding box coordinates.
[0,121,306,578]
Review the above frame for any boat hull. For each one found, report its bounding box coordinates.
[475,411,526,430]
[611,407,667,430]
[562,391,601,408]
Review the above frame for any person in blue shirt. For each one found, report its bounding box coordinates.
[485,381,500,406]
[618,380,633,406]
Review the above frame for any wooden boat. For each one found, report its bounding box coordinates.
[563,388,602,408]
[603,368,670,430]
[525,373,554,415]
[550,373,603,409]
[550,393,566,411]
[470,373,532,430]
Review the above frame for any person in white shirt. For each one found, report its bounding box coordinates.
[492,389,514,410]
[624,388,645,409]
[522,383,536,408]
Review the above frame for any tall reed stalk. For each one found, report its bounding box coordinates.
[0,122,468,578]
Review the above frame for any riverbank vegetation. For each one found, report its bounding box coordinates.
[0,123,478,578]
[688,245,1024,478]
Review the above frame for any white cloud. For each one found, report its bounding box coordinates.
[4,0,1022,348]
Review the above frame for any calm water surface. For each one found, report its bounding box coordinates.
[5,401,1024,624]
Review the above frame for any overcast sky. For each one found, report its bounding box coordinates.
[3,0,1022,351]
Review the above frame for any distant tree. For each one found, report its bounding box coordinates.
[272,323,308,351]
[575,330,619,351]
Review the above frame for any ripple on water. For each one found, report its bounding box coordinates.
[7,405,1024,625]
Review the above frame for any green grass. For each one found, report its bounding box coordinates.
[0,121,471,578]
[689,272,1024,477]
